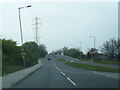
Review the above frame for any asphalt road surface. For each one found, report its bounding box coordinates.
[13,55,118,88]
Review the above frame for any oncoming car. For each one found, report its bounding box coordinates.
[48,58,51,60]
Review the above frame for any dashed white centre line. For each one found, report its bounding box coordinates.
[53,63,77,86]
[61,72,65,76]
[53,63,61,71]
[67,77,76,86]
[56,67,60,71]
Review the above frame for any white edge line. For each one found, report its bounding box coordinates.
[67,77,76,86]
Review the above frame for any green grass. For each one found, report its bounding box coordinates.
[94,60,120,65]
[57,58,66,61]
[0,61,1,76]
[2,65,26,76]
[65,62,119,73]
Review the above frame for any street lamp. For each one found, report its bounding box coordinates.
[18,5,32,66]
[90,36,96,62]
[78,41,82,51]
[77,41,82,59]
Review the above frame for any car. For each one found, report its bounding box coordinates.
[48,58,51,60]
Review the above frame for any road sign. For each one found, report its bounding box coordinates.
[21,52,25,56]
[90,52,95,55]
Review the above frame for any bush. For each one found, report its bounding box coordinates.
[2,39,48,74]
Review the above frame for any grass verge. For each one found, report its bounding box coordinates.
[0,61,1,76]
[65,62,119,73]
[2,65,26,76]
[94,60,120,65]
[57,58,66,61]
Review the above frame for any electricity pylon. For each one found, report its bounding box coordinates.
[32,17,42,63]
[32,17,42,45]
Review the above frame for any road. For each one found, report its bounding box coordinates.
[13,55,118,88]
[57,54,118,69]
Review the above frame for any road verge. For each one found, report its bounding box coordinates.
[57,58,66,61]
[65,62,119,73]
[2,62,43,88]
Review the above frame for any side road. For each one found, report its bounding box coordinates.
[2,59,43,88]
[56,55,118,69]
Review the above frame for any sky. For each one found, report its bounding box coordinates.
[0,1,118,54]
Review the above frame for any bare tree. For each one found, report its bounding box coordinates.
[118,39,120,51]
[100,38,118,60]
[116,39,120,60]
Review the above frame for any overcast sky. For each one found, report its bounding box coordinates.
[1,1,118,53]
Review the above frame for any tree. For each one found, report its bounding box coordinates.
[66,48,79,58]
[22,42,38,66]
[2,39,48,75]
[87,48,98,58]
[38,44,48,58]
[100,38,119,60]
[61,47,83,58]
[118,39,120,59]
[2,39,22,65]
[62,46,69,55]
[23,42,47,66]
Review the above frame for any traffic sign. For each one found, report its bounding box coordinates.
[21,52,25,56]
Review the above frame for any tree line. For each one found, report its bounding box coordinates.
[100,38,120,60]
[52,38,120,62]
[52,47,83,59]
[2,39,48,68]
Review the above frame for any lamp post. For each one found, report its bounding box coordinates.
[18,5,32,66]
[80,41,82,51]
[78,41,82,59]
[90,36,96,62]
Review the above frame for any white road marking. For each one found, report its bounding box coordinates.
[53,63,57,68]
[56,67,58,70]
[53,63,77,86]
[58,69,60,71]
[53,63,56,66]
[61,72,65,76]
[67,77,76,86]
[53,63,60,71]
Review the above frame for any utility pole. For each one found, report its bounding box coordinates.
[18,5,32,66]
[90,36,96,62]
[79,41,82,59]
[77,41,82,59]
[32,17,42,62]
